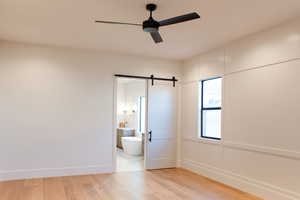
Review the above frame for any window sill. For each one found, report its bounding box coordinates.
[182,137,222,146]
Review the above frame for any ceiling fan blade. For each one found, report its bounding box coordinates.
[95,20,142,26]
[159,12,200,27]
[150,31,163,43]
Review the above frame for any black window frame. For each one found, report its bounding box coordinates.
[200,77,222,140]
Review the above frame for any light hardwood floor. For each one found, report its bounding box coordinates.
[0,168,263,200]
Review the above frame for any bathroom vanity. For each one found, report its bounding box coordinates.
[116,128,135,149]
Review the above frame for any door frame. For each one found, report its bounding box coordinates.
[112,76,149,172]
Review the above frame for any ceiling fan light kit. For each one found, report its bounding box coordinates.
[95,3,200,44]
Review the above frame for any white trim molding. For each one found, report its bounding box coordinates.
[181,159,300,200]
[223,142,300,161]
[0,164,113,182]
[182,137,300,161]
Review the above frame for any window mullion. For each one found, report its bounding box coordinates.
[202,107,221,110]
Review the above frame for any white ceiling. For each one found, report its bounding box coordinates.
[1,0,300,60]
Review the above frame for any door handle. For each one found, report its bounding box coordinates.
[148,130,152,142]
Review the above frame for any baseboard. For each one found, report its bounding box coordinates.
[0,164,113,182]
[181,159,300,200]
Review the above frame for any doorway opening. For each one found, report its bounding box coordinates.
[115,77,147,172]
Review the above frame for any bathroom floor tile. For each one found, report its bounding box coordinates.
[116,148,144,172]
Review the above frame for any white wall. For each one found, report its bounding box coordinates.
[0,41,181,181]
[124,80,145,131]
[117,79,146,131]
[180,17,300,200]
[116,81,125,126]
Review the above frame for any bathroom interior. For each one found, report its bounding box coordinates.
[116,78,146,172]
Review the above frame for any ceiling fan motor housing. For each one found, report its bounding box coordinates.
[143,18,159,33]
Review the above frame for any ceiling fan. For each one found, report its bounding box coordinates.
[95,3,200,43]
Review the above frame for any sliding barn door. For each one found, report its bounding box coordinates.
[145,80,177,169]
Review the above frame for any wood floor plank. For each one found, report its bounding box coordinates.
[21,179,44,200]
[0,169,264,200]
[0,180,23,200]
[44,177,68,200]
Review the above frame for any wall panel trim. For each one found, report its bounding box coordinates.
[182,137,300,160]
[223,141,300,160]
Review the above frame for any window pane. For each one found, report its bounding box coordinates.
[203,78,222,108]
[202,110,221,139]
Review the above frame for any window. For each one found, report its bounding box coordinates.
[200,77,222,140]
[138,96,146,133]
